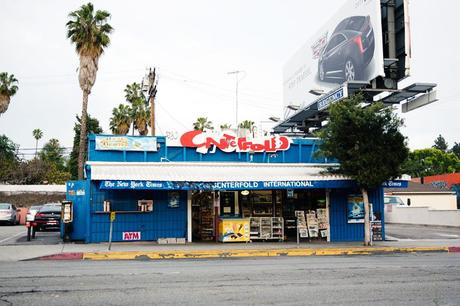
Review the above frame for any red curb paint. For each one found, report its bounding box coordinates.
[39,252,83,260]
[448,247,460,253]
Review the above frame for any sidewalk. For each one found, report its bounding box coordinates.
[1,239,459,261]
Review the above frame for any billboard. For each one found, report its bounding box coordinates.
[283,0,384,109]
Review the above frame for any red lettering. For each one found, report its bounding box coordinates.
[180,130,205,148]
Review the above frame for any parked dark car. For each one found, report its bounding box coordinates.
[34,205,61,231]
[318,15,375,82]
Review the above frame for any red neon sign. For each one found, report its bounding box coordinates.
[180,130,290,154]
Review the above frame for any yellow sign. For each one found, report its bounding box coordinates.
[218,219,250,242]
[110,212,116,222]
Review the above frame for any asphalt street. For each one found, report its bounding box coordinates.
[0,253,459,305]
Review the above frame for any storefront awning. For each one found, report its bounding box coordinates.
[87,161,348,182]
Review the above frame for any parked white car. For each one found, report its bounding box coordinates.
[0,203,18,225]
[384,196,408,207]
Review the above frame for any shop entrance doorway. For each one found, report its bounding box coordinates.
[283,189,328,241]
[191,192,215,241]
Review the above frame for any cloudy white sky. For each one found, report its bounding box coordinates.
[0,0,459,159]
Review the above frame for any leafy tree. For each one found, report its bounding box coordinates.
[39,139,67,171]
[69,114,103,180]
[433,134,448,152]
[109,104,132,135]
[318,94,408,245]
[0,135,19,182]
[0,72,19,116]
[451,142,460,159]
[32,128,43,158]
[193,117,213,131]
[67,2,113,179]
[402,148,460,177]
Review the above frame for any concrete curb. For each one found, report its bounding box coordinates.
[30,246,460,261]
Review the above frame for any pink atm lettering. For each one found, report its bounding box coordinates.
[123,232,141,240]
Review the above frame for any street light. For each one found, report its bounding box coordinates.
[227,70,246,127]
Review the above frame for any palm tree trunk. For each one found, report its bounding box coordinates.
[77,90,89,180]
[35,139,38,158]
[361,188,371,246]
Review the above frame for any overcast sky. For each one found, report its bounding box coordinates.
[1,0,459,159]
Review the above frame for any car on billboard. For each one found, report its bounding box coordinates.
[318,15,375,82]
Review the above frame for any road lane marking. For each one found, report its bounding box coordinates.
[437,233,459,238]
[0,231,25,244]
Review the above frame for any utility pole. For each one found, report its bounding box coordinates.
[143,68,158,136]
[227,70,246,128]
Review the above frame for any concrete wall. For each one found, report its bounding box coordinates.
[385,205,460,227]
[392,194,457,210]
[0,185,65,194]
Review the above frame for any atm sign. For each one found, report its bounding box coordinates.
[123,232,141,241]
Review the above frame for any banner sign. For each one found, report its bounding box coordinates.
[284,0,384,110]
[382,180,408,188]
[99,180,357,191]
[180,130,290,154]
[95,136,157,152]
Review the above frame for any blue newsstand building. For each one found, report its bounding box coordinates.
[65,132,407,243]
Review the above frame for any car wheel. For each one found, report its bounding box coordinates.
[344,59,357,81]
[319,62,325,81]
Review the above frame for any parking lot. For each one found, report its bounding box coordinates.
[0,224,61,246]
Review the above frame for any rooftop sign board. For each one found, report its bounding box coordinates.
[95,136,157,152]
[283,0,384,110]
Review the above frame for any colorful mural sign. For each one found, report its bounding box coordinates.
[179,130,290,154]
[95,136,157,152]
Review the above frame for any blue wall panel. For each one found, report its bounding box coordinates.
[329,188,384,242]
[88,186,187,243]
[64,180,88,241]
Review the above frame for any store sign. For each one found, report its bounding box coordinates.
[180,130,290,154]
[99,180,356,191]
[95,136,157,152]
[317,86,348,111]
[123,232,141,241]
[381,180,409,188]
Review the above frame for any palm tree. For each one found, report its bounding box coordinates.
[124,83,149,135]
[220,123,232,130]
[130,99,150,135]
[0,72,19,116]
[109,104,132,135]
[193,117,214,131]
[239,120,255,130]
[66,2,113,179]
[32,129,43,158]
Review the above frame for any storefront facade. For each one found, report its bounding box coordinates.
[65,133,404,243]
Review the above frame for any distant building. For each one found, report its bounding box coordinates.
[412,173,460,209]
[385,181,457,210]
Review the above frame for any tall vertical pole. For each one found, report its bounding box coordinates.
[146,68,158,136]
[227,71,245,128]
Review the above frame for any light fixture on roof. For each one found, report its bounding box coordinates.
[309,89,325,96]
[287,104,300,111]
[269,116,280,122]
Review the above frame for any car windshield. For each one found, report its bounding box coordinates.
[29,206,42,212]
[0,203,12,210]
[39,207,61,213]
